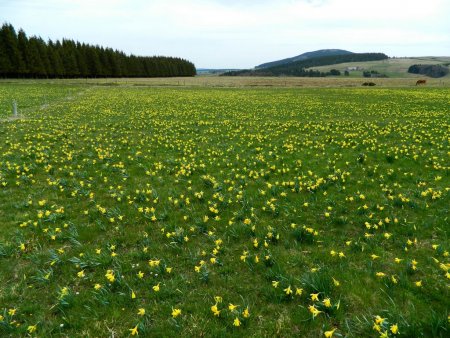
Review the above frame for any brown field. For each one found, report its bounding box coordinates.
[0,76,448,88]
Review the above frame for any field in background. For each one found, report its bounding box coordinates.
[0,83,449,337]
[308,57,450,78]
[1,75,449,90]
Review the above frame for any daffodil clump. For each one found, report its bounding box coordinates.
[0,84,449,336]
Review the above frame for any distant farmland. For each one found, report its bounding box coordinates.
[1,76,448,89]
[308,57,450,78]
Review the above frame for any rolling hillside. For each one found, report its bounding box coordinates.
[223,53,388,77]
[307,57,450,78]
[256,49,353,69]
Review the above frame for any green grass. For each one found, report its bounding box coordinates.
[0,83,449,337]
[0,83,83,118]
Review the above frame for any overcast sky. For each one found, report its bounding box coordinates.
[1,0,449,68]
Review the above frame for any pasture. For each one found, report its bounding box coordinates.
[1,75,449,89]
[0,82,449,337]
[307,57,450,78]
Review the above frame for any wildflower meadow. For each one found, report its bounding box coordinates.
[0,83,448,337]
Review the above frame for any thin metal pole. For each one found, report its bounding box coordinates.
[12,100,18,117]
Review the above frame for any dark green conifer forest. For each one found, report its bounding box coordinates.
[0,23,196,78]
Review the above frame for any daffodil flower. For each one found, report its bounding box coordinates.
[129,325,139,336]
[233,317,241,327]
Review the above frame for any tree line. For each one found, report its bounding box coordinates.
[223,53,388,77]
[408,64,449,78]
[0,23,196,78]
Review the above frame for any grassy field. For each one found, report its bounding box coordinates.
[307,57,450,78]
[0,82,449,337]
[1,75,449,90]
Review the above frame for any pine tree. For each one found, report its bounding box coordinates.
[29,37,47,77]
[48,40,64,78]
[0,23,23,76]
[17,29,29,76]
[85,47,102,77]
[36,37,51,77]
[76,43,88,77]
[0,26,13,77]
[61,39,79,77]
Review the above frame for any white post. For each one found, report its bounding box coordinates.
[12,100,18,117]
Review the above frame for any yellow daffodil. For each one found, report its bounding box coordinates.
[211,304,220,316]
[324,328,336,337]
[228,303,238,311]
[308,305,322,318]
[233,317,241,327]
[129,325,139,336]
[390,324,399,334]
[284,285,293,295]
[27,325,37,333]
[172,308,181,318]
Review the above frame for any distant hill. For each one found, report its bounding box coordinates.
[223,53,389,77]
[256,49,353,69]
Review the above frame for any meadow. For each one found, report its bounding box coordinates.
[1,75,449,89]
[307,57,450,78]
[0,82,449,337]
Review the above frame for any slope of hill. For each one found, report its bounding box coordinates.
[307,57,450,78]
[256,49,353,69]
[223,53,388,77]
